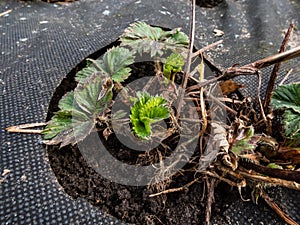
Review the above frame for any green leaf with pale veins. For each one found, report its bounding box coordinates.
[90,46,134,82]
[271,83,300,143]
[283,109,300,140]
[58,91,75,113]
[42,111,73,140]
[271,83,300,114]
[43,72,113,147]
[120,21,189,57]
[76,47,134,83]
[163,52,185,80]
[75,60,98,84]
[130,92,169,139]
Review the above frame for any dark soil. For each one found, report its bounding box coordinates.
[196,0,224,8]
[48,144,207,224]
[48,136,242,225]
[46,43,236,225]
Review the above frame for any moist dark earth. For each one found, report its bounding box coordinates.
[47,138,238,225]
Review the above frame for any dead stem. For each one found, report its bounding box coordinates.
[238,169,300,191]
[204,90,239,116]
[202,170,243,187]
[205,177,216,225]
[191,40,223,58]
[279,68,293,85]
[180,118,203,123]
[218,97,243,104]
[260,189,299,225]
[186,46,300,92]
[247,45,300,69]
[182,0,196,90]
[149,178,199,197]
[198,87,207,156]
[238,158,300,183]
[176,0,196,120]
[256,71,267,123]
[215,164,300,191]
[6,122,46,134]
[199,88,208,136]
[0,9,12,17]
[263,23,294,111]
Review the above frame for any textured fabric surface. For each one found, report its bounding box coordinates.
[1,0,299,224]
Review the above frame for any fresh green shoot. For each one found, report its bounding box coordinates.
[130,92,169,139]
[267,163,283,169]
[230,127,255,155]
[163,52,185,82]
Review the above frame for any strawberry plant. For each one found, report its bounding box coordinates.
[42,21,189,145]
[6,9,300,224]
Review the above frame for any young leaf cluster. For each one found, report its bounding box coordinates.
[163,52,185,81]
[130,92,169,139]
[230,127,255,155]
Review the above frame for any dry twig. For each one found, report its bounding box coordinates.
[264,23,294,111]
[6,123,46,134]
[187,46,300,92]
[205,177,216,225]
[279,69,293,85]
[238,158,300,183]
[256,71,267,123]
[191,40,223,58]
[260,189,299,225]
[0,9,12,17]
[149,178,199,197]
[176,0,196,120]
[215,164,300,191]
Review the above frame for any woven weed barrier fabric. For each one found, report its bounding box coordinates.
[1,0,299,224]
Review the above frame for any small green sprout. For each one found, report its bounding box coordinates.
[130,92,169,139]
[230,127,255,155]
[163,52,185,82]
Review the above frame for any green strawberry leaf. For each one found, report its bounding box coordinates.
[91,46,134,82]
[271,83,300,114]
[120,21,189,57]
[271,83,300,144]
[283,109,300,140]
[75,60,98,84]
[43,72,113,147]
[130,92,169,139]
[75,47,134,84]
